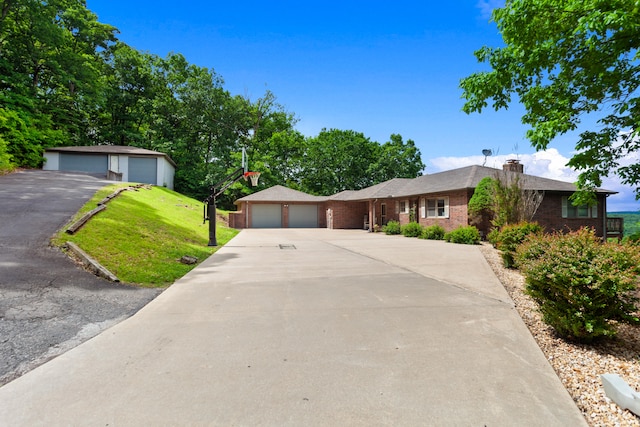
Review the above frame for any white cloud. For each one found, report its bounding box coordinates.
[427,148,640,212]
[477,0,505,20]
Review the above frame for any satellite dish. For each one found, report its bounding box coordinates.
[482,149,492,166]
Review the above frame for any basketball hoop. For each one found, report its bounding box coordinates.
[243,171,261,187]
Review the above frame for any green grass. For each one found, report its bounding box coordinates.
[52,185,239,287]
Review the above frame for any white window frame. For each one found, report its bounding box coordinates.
[420,198,426,218]
[562,196,597,218]
[426,197,449,219]
[400,200,409,214]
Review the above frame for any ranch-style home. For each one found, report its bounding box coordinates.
[229,160,622,238]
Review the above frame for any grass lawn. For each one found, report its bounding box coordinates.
[52,184,239,287]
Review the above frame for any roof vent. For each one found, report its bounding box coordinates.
[503,159,524,173]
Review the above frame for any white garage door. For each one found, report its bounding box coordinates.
[251,204,282,228]
[289,204,318,228]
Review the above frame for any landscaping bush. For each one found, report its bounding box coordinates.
[487,227,500,247]
[444,225,480,244]
[493,222,542,268]
[401,221,422,237]
[383,220,401,235]
[420,224,445,240]
[516,228,640,342]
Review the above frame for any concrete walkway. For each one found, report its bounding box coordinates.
[0,229,586,426]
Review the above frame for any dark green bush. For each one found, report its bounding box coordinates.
[383,220,401,235]
[420,224,445,240]
[401,221,422,237]
[493,222,542,268]
[516,228,640,342]
[487,227,500,247]
[444,225,480,245]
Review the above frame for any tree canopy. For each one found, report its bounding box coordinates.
[460,0,640,202]
[0,0,425,206]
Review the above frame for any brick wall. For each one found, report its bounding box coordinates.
[415,190,470,232]
[532,193,605,236]
[327,201,368,229]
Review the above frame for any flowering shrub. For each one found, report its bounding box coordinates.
[516,228,640,342]
[444,225,480,245]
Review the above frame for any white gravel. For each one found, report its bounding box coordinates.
[479,242,640,427]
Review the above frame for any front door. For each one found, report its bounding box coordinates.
[381,203,387,225]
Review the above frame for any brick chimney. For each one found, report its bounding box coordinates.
[503,159,524,173]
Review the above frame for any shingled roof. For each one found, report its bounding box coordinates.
[396,165,615,196]
[45,145,177,166]
[235,165,616,204]
[235,185,328,203]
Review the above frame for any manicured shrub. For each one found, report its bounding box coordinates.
[401,221,422,237]
[493,222,542,268]
[383,220,401,235]
[444,225,480,245]
[420,224,445,240]
[487,227,500,247]
[516,228,640,342]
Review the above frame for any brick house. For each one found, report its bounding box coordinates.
[230,160,618,237]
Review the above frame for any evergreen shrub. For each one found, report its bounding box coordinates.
[383,220,401,235]
[444,225,480,244]
[420,224,446,240]
[401,222,422,237]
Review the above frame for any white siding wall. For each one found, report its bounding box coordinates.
[43,152,59,170]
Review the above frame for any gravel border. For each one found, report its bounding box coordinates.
[479,242,640,427]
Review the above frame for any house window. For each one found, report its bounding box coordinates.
[420,198,426,218]
[562,197,597,218]
[426,197,449,218]
[381,203,387,224]
[400,200,409,214]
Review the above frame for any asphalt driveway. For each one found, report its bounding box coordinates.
[0,170,161,385]
[0,228,587,425]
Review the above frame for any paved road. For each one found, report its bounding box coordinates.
[0,228,587,426]
[0,170,161,385]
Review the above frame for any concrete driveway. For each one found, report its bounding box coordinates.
[0,170,161,385]
[0,228,586,426]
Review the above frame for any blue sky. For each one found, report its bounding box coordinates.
[86,0,639,211]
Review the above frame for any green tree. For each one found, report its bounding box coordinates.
[460,0,640,203]
[371,134,424,182]
[301,128,379,195]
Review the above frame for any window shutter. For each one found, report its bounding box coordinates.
[395,201,399,214]
[444,197,449,218]
[420,198,426,218]
[591,203,598,218]
[562,197,568,218]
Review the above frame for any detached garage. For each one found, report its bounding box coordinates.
[230,185,327,229]
[43,145,176,189]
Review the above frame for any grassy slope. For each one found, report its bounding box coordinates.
[53,185,239,287]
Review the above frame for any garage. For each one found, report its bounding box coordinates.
[251,204,282,228]
[128,157,157,185]
[289,204,319,228]
[59,153,108,175]
[43,146,176,189]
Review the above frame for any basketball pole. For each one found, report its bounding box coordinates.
[205,148,253,247]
